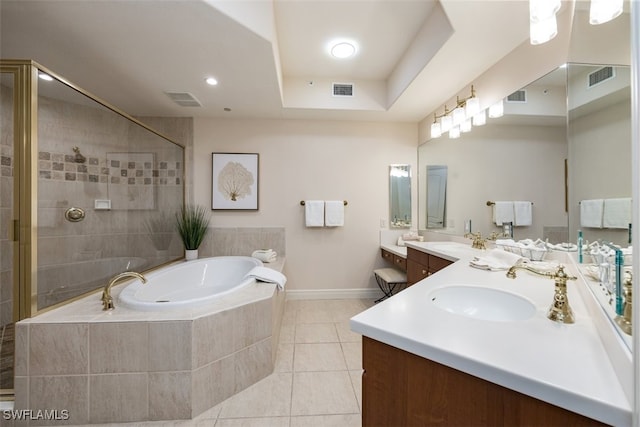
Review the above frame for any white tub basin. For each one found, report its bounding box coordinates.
[428,285,536,322]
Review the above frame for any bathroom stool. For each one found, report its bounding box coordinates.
[373,267,407,303]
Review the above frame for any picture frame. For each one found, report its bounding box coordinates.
[211,152,259,210]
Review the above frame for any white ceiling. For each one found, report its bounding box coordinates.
[0,0,532,123]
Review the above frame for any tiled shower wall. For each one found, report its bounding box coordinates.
[1,83,193,313]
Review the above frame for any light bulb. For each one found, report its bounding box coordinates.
[440,115,453,133]
[530,14,557,45]
[449,126,461,139]
[529,0,560,23]
[589,0,623,25]
[473,110,487,126]
[461,118,472,133]
[452,107,466,126]
[465,97,480,118]
[488,100,504,118]
[430,122,442,139]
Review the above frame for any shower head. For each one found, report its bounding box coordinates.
[72,146,86,163]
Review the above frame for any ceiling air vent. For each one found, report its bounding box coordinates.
[164,92,202,107]
[588,66,615,88]
[506,89,527,103]
[333,83,354,97]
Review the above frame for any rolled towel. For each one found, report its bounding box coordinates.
[245,266,287,290]
[251,249,277,263]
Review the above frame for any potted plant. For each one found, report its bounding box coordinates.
[175,204,211,260]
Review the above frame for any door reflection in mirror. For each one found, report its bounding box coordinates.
[426,165,447,228]
[389,164,411,228]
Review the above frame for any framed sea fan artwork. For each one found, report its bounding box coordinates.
[211,152,259,210]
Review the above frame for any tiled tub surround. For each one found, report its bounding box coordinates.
[14,260,286,425]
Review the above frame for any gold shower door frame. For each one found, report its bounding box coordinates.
[0,60,38,399]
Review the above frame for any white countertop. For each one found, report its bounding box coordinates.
[352,241,632,426]
[380,243,407,258]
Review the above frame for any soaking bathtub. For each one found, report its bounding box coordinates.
[119,256,263,311]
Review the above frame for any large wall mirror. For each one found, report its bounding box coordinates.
[389,164,411,228]
[418,67,568,242]
[417,8,633,351]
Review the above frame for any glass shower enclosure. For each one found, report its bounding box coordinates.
[0,59,186,397]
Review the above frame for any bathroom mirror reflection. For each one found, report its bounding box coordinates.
[566,63,632,351]
[426,165,447,229]
[418,67,568,242]
[35,70,185,311]
[567,63,631,248]
[389,164,411,228]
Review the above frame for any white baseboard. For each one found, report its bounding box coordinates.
[285,288,381,300]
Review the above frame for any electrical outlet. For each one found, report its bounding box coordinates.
[464,220,471,234]
[380,219,386,228]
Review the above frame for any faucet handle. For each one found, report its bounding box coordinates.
[553,265,577,286]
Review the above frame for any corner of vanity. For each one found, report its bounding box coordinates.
[354,241,632,426]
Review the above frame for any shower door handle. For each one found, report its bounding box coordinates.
[65,207,85,222]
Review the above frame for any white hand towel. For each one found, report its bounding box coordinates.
[469,249,523,271]
[324,200,344,227]
[305,200,324,227]
[251,249,277,263]
[245,266,287,290]
[492,201,514,226]
[580,199,604,228]
[603,198,631,229]
[513,201,532,226]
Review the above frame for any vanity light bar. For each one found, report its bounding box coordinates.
[430,87,504,140]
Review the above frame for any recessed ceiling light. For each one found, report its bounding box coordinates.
[205,77,218,86]
[38,72,53,81]
[329,41,357,59]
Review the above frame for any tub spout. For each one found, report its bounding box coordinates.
[102,272,147,310]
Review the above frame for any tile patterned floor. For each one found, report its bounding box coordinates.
[45,298,373,427]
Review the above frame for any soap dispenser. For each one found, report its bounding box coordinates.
[577,230,583,263]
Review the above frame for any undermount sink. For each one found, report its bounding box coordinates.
[428,286,536,322]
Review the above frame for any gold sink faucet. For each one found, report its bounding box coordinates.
[506,263,577,324]
[615,271,632,335]
[102,272,147,310]
[464,231,500,250]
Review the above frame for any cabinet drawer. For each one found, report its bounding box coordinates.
[381,248,407,271]
[381,248,394,263]
[393,254,407,271]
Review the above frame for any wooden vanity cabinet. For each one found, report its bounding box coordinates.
[380,248,407,272]
[362,336,608,427]
[406,247,452,285]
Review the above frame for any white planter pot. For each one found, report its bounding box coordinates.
[185,249,198,261]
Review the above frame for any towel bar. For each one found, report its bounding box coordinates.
[300,200,348,206]
[486,200,533,206]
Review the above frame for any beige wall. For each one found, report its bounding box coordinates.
[193,118,417,293]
